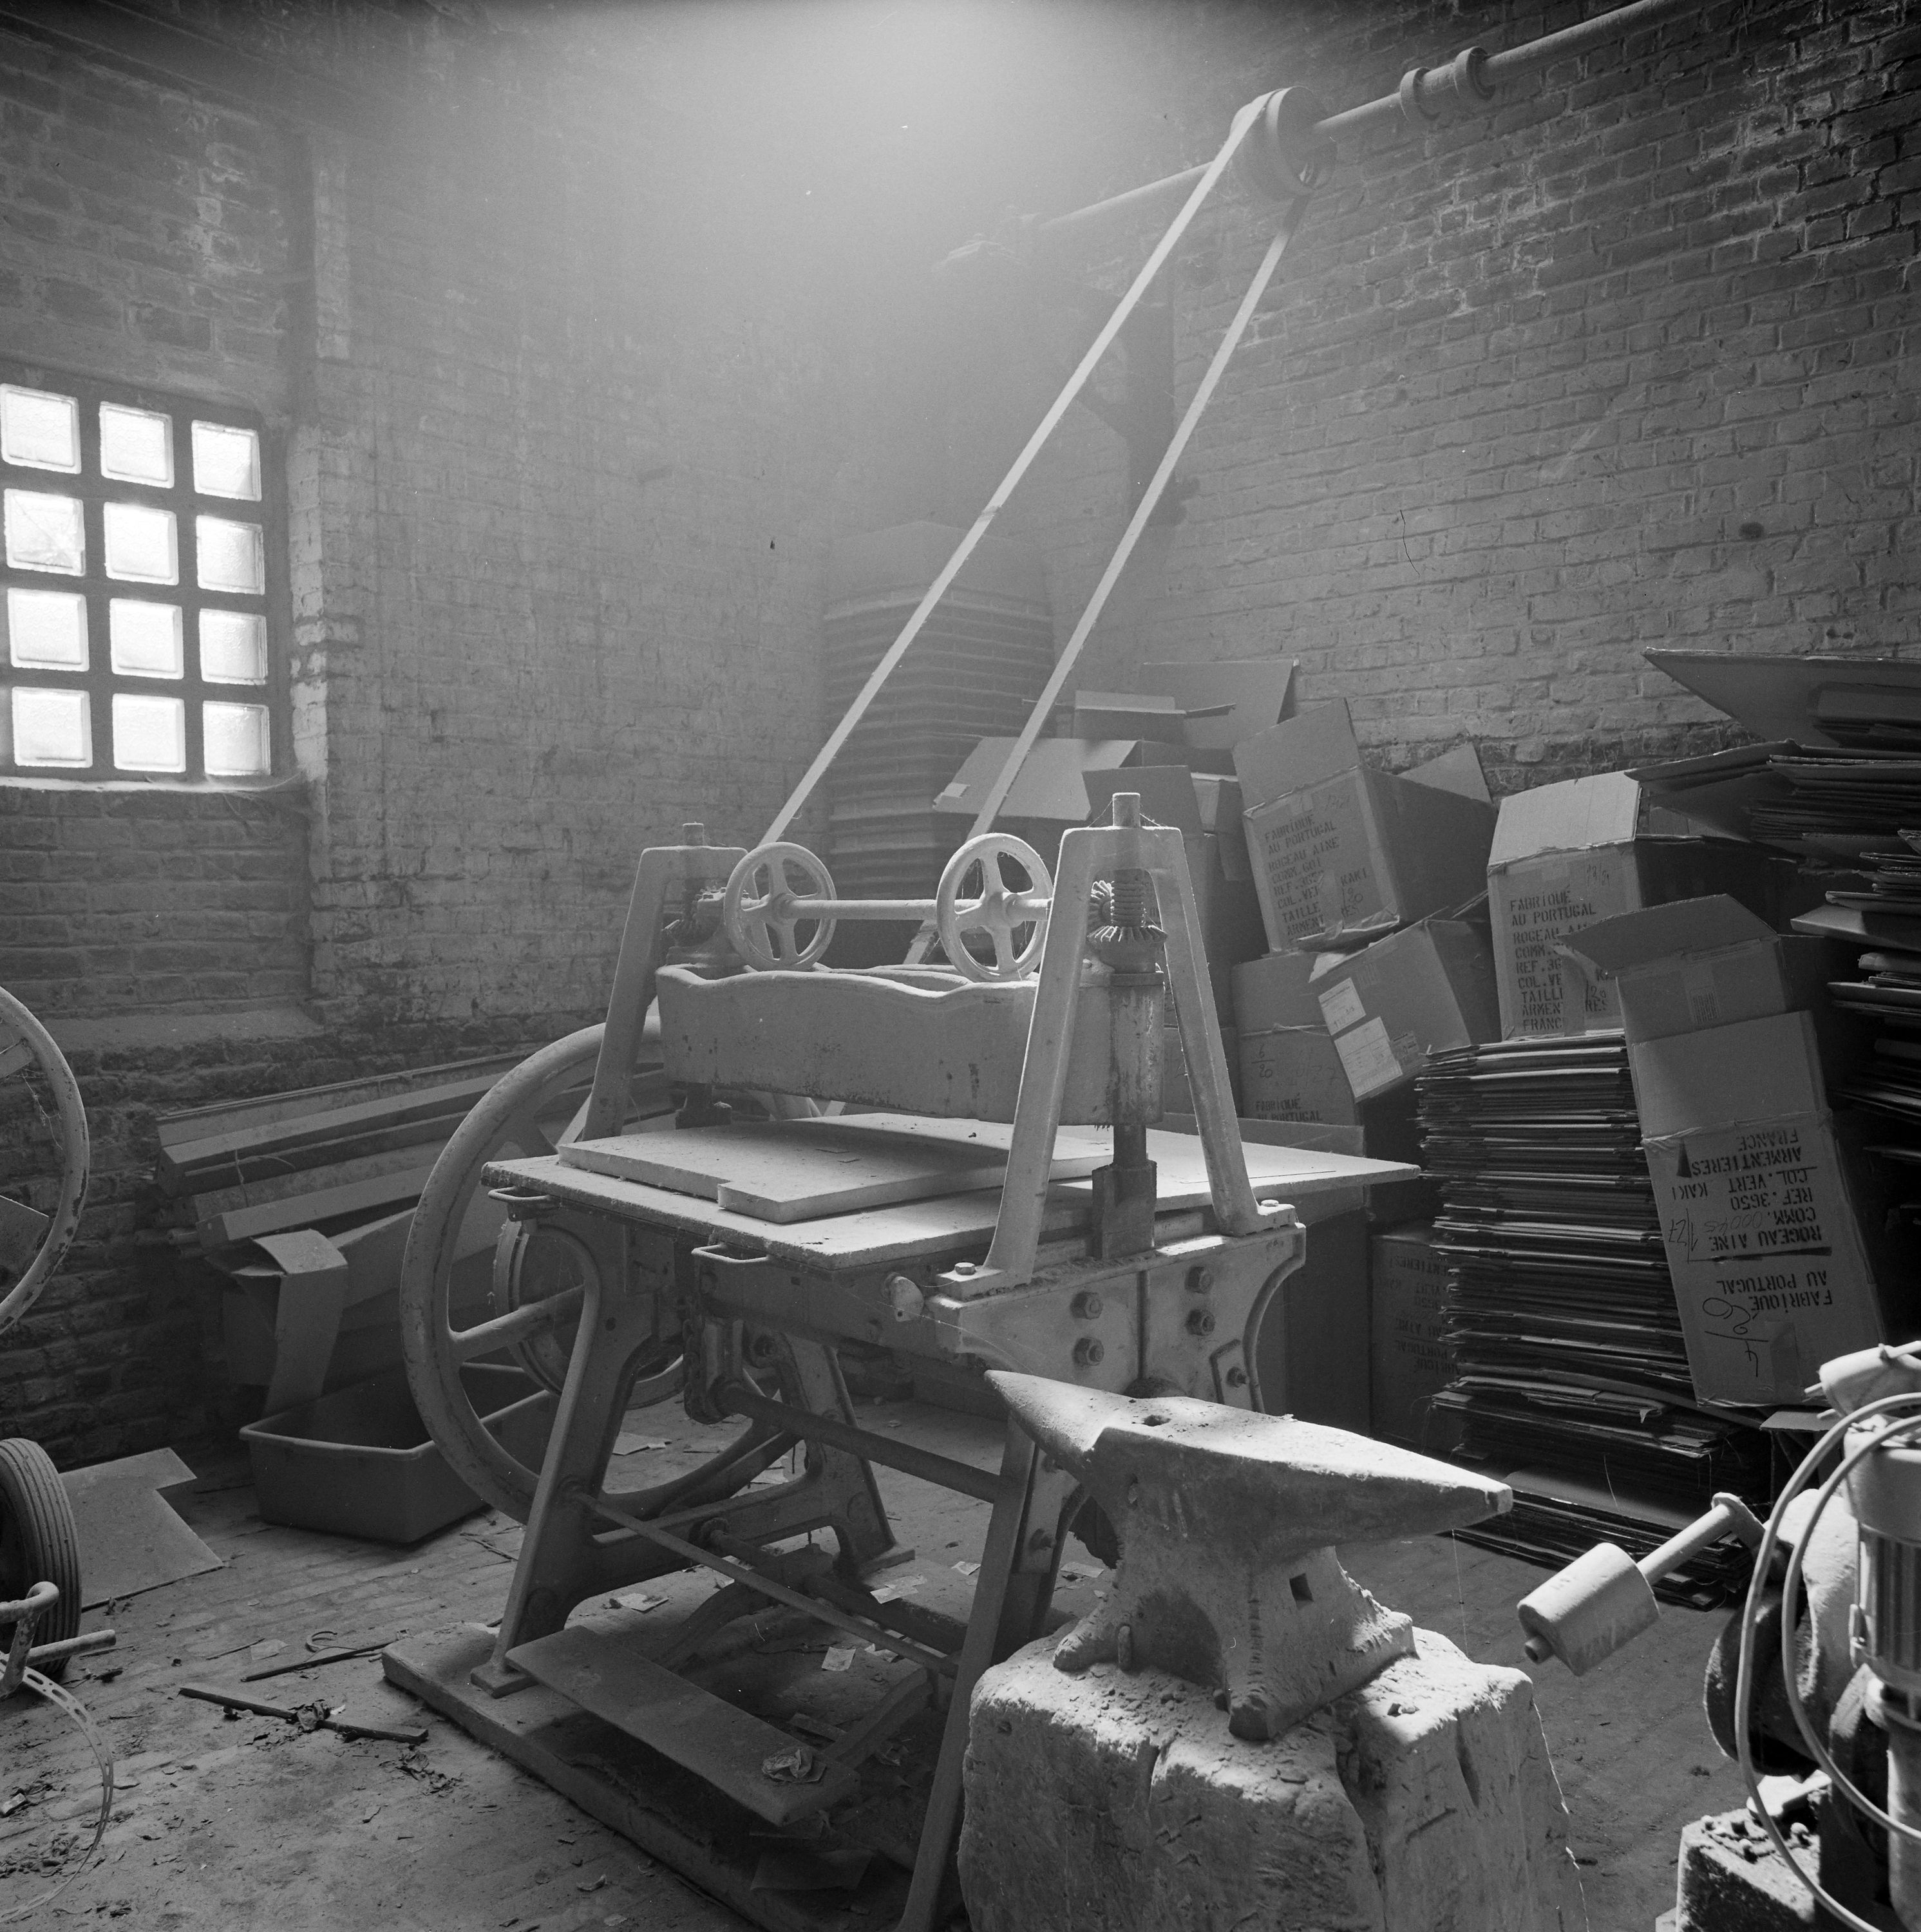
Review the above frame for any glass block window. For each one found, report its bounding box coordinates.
[0,368,279,781]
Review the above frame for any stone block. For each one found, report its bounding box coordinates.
[960,1628,1582,1932]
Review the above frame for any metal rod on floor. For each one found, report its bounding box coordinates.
[1040,0,1697,243]
[23,1629,116,1669]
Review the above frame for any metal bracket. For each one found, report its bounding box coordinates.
[582,831,746,1142]
[937,811,1283,1296]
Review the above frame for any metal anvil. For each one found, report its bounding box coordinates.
[989,1373,1513,1741]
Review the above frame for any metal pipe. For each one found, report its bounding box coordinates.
[25,1629,117,1669]
[1320,0,1694,141]
[718,1382,1004,1506]
[1039,0,1697,242]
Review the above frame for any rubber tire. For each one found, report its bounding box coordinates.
[0,1437,82,1678]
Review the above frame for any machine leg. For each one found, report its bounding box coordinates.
[895,1423,1076,1932]
[775,1337,900,1577]
[473,1268,658,1693]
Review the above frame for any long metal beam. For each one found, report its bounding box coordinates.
[719,1382,1005,1506]
[1040,0,1699,245]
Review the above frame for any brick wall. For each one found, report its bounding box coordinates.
[0,785,307,1016]
[14,0,1916,1459]
[961,0,1921,780]
[0,1,910,1457]
[0,15,314,1458]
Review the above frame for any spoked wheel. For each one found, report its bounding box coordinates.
[402,1027,608,1522]
[401,1027,765,1526]
[0,1438,81,1675]
[0,985,90,1340]
[0,987,90,1680]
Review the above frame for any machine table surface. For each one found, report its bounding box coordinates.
[485,1127,1415,1273]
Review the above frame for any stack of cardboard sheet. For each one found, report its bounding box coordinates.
[1808,835,1921,1223]
[1755,751,1921,854]
[1641,649,1921,1258]
[1418,1034,1765,1602]
[822,522,1055,905]
[1640,652,1921,858]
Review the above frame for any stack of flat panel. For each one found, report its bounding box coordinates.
[1822,834,1921,1222]
[1418,1035,1766,1603]
[1748,750,1921,857]
[823,524,1053,902]
[1642,650,1921,858]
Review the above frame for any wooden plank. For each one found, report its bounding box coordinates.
[157,1071,513,1188]
[159,1107,478,1198]
[155,1052,530,1151]
[185,1072,672,1244]
[196,1163,439,1249]
[190,1140,451,1224]
[507,1627,859,1826]
[560,1118,1106,1224]
[384,1629,904,1932]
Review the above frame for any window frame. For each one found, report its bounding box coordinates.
[0,361,287,784]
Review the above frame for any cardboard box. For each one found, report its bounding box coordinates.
[1186,836,1266,1014]
[1559,896,1835,1046]
[1078,770,1263,1013]
[1081,766,1202,835]
[1238,1027,1361,1127]
[1310,918,1502,1103]
[1232,948,1339,1035]
[1160,1021,1240,1117]
[1370,1224,1452,1448]
[1486,772,1787,1039]
[1140,658,1298,772]
[1234,703,1495,951]
[1192,774,1249,880]
[1634,1010,1909,1405]
[1070,691,1191,740]
[933,737,1163,863]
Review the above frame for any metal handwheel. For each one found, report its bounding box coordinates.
[935,833,1053,981]
[399,1027,756,1524]
[723,842,838,972]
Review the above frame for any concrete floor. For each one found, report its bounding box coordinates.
[1,1396,1744,1931]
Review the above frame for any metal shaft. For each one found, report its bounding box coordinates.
[1040,0,1697,244]
[718,1383,1003,1505]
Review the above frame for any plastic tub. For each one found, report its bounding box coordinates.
[240,1363,553,1543]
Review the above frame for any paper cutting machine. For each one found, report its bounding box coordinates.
[384,804,1414,1932]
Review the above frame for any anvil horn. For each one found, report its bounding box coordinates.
[989,1372,1512,1550]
